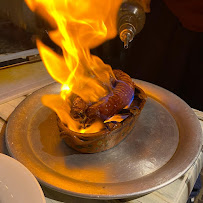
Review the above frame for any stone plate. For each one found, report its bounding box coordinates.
[5,80,202,200]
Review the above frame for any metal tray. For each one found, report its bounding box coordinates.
[5,80,202,200]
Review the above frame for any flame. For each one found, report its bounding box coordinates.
[104,114,129,123]
[25,0,122,133]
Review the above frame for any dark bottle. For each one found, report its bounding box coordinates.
[117,0,146,49]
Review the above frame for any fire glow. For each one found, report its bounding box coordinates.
[25,0,122,133]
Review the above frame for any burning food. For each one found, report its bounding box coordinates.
[71,69,136,125]
[25,0,147,153]
[58,70,147,153]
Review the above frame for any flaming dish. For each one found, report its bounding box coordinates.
[24,0,147,153]
[4,0,203,199]
[58,70,147,153]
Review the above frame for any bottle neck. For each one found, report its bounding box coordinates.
[117,0,146,48]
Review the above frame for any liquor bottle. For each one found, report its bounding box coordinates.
[117,0,146,49]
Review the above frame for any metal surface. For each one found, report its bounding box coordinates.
[6,80,202,199]
[0,49,40,69]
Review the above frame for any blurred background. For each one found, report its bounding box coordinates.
[0,0,202,110]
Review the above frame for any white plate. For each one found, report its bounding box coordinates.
[0,153,46,203]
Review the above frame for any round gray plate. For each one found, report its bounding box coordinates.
[6,80,202,200]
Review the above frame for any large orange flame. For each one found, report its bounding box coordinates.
[25,0,122,133]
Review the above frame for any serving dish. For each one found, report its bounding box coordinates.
[5,80,202,199]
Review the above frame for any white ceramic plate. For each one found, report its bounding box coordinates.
[0,153,46,203]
